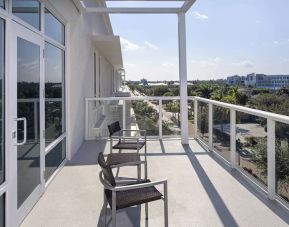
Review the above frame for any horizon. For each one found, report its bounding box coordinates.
[109,0,289,81]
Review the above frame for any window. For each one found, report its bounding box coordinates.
[12,0,41,30]
[0,194,4,227]
[45,43,65,145]
[45,139,65,181]
[45,8,65,45]
[0,19,4,186]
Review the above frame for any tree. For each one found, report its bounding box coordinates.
[195,83,213,98]
[249,137,289,201]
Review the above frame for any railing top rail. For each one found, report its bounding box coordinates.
[195,96,289,125]
[86,96,181,101]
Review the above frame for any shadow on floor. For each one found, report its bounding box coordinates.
[183,144,239,227]
[183,143,289,226]
[97,204,141,227]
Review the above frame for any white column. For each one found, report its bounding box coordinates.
[267,118,276,200]
[178,12,189,144]
[230,109,236,169]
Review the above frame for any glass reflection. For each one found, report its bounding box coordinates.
[12,0,40,30]
[0,0,4,9]
[45,139,66,181]
[0,19,4,185]
[17,37,41,208]
[45,8,65,45]
[45,43,65,145]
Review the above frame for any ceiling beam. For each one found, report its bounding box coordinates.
[86,7,180,14]
[72,0,86,14]
[180,0,196,12]
[103,0,185,1]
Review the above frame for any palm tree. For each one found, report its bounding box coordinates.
[195,83,213,99]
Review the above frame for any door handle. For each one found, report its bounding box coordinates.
[15,117,27,146]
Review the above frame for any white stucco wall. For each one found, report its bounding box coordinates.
[49,0,117,158]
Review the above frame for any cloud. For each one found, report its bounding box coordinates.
[284,59,289,63]
[191,57,224,67]
[273,41,280,45]
[233,60,254,68]
[120,37,143,51]
[193,11,208,20]
[125,62,136,68]
[213,57,224,63]
[162,62,175,67]
[144,41,159,50]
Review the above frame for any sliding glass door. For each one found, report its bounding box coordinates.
[8,21,45,226]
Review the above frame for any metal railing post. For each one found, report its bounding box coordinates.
[194,98,198,138]
[230,109,236,169]
[159,98,163,139]
[267,118,276,200]
[208,103,213,150]
[85,99,89,140]
[123,100,126,129]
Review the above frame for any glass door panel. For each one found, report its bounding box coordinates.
[17,37,41,208]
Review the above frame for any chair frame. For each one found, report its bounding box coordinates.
[110,128,148,179]
[99,171,168,227]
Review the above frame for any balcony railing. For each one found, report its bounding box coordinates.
[85,96,289,205]
[193,96,289,205]
[85,96,195,139]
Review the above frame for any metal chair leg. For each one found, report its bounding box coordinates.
[104,194,108,227]
[137,164,141,180]
[112,192,117,227]
[145,203,148,220]
[164,182,168,227]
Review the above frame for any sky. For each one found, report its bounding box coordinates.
[109,0,289,81]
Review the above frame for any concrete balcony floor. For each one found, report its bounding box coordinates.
[21,139,289,227]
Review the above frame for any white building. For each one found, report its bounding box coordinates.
[228,73,289,89]
[226,75,246,86]
[0,1,123,226]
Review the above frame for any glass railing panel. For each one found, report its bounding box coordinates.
[87,100,124,138]
[197,101,209,143]
[236,112,267,186]
[213,106,230,161]
[127,100,159,136]
[188,99,195,138]
[275,122,289,202]
[162,100,181,137]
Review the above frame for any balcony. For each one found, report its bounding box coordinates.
[20,96,289,226]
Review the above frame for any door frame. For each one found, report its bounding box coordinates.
[7,21,45,227]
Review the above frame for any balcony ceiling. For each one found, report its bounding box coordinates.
[93,35,123,68]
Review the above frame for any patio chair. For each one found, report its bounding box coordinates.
[98,152,168,227]
[107,121,147,179]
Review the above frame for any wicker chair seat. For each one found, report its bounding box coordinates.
[106,153,140,166]
[112,141,145,150]
[105,180,163,210]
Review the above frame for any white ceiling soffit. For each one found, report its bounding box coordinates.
[94,35,123,68]
[79,0,197,14]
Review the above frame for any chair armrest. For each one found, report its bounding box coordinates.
[114,179,167,191]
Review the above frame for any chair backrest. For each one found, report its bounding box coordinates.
[107,121,121,136]
[98,152,116,187]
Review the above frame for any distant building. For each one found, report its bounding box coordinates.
[227,73,289,89]
[226,75,246,86]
